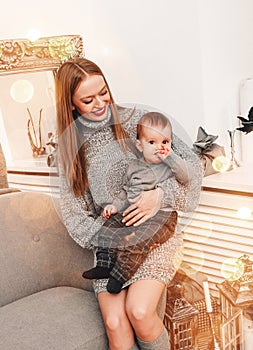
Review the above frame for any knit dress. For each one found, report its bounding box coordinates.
[58,106,203,294]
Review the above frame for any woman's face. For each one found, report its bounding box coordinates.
[72,74,111,121]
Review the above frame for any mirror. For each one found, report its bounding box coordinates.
[0,35,83,175]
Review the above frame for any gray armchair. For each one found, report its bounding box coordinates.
[0,191,108,349]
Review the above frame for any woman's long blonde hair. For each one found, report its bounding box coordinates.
[55,57,133,196]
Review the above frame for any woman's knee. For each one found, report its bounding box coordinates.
[103,312,126,333]
[125,280,165,329]
[98,290,131,335]
[126,301,154,324]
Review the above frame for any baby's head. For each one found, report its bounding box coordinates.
[136,112,172,164]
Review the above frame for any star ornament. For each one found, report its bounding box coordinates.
[192,126,218,153]
[237,106,253,134]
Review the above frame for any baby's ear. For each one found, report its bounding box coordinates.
[135,139,143,153]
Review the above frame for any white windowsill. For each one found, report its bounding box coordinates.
[202,162,253,195]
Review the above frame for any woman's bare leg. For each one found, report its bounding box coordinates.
[98,289,138,350]
[126,280,169,349]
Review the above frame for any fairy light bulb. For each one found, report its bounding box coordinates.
[221,257,244,282]
[10,79,34,103]
[212,156,231,172]
[26,29,41,42]
[237,207,252,219]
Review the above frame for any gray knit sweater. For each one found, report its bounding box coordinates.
[59,106,202,250]
[111,150,193,213]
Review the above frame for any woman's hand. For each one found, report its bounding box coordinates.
[122,187,164,227]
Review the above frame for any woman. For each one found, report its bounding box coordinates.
[55,57,202,350]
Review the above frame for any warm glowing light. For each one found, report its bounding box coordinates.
[26,29,41,42]
[212,156,231,172]
[10,79,34,103]
[236,206,252,219]
[221,257,244,281]
[48,37,76,61]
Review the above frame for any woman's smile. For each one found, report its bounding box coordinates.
[72,74,111,122]
[92,106,107,117]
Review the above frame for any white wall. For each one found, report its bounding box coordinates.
[197,0,253,160]
[1,0,253,160]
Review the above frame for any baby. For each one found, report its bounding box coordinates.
[83,111,192,293]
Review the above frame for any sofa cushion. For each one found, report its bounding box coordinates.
[0,192,95,307]
[0,286,108,350]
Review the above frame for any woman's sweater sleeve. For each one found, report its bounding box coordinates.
[58,163,105,249]
[159,133,203,212]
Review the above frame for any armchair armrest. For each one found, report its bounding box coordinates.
[0,188,20,195]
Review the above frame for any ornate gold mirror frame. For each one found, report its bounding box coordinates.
[0,35,83,179]
[0,34,83,74]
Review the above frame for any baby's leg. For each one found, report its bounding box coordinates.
[151,210,178,245]
[82,216,120,279]
[106,243,146,293]
[107,211,178,293]
[82,247,115,279]
[82,213,131,280]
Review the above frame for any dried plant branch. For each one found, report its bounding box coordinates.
[27,107,38,146]
[27,108,46,157]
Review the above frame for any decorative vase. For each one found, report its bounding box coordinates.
[227,129,240,170]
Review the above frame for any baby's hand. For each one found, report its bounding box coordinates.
[102,204,117,219]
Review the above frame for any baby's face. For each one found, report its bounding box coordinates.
[136,125,172,164]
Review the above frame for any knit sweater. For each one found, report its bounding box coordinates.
[111,150,193,213]
[59,106,202,250]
